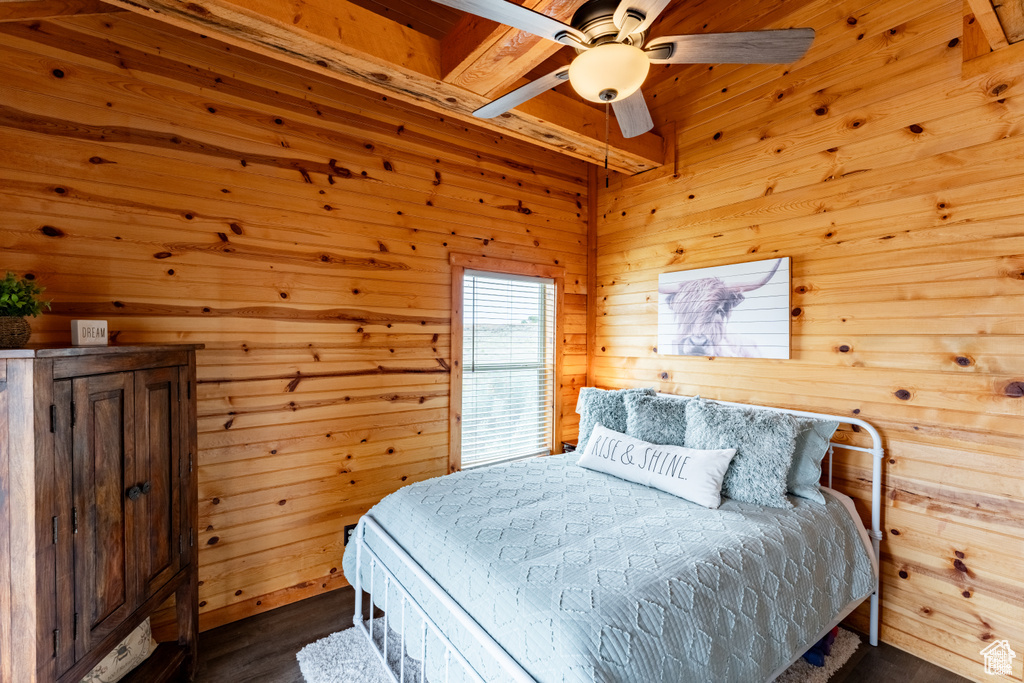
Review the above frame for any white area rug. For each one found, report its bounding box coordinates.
[298,624,860,683]
[298,623,423,683]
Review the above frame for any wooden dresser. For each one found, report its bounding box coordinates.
[0,345,202,683]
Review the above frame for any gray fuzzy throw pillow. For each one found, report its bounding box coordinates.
[624,393,689,447]
[576,387,655,451]
[684,399,798,509]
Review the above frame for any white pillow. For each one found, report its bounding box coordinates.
[577,424,736,508]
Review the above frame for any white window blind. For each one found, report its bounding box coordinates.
[461,270,556,468]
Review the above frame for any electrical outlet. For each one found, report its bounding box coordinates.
[344,523,358,546]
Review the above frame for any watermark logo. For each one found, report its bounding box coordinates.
[981,640,1016,677]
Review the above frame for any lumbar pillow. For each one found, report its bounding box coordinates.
[624,393,689,446]
[575,386,655,451]
[788,417,840,504]
[577,423,736,508]
[684,399,799,509]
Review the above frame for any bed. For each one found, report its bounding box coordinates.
[340,395,883,683]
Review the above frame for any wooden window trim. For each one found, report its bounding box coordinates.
[449,254,566,473]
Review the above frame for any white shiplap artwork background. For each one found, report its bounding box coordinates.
[658,257,791,359]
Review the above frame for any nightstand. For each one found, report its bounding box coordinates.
[562,441,578,453]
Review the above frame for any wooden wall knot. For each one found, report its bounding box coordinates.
[497,200,532,215]
[1004,381,1024,398]
[328,159,351,178]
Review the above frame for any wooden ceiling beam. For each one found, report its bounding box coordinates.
[0,0,122,22]
[991,0,1024,43]
[965,0,1009,49]
[441,0,587,98]
[101,0,663,174]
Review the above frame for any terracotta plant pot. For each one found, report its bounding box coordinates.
[0,316,31,349]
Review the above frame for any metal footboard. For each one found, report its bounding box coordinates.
[352,515,536,683]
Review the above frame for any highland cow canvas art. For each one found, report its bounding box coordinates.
[658,257,791,359]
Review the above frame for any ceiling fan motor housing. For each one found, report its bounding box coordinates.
[571,0,646,50]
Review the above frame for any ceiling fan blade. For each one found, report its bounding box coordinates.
[645,28,815,64]
[611,90,654,138]
[613,0,673,40]
[431,0,587,46]
[473,67,570,118]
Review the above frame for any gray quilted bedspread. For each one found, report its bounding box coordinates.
[341,454,875,683]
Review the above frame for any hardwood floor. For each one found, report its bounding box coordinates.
[195,588,971,682]
[195,588,354,683]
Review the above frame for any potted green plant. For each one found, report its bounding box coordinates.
[0,272,51,349]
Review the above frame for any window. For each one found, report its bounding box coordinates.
[459,269,557,468]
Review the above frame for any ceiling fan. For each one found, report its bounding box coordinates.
[429,0,814,138]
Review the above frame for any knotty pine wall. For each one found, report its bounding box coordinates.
[0,13,589,630]
[595,0,1024,680]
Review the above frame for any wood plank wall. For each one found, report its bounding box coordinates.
[595,0,1024,681]
[0,13,589,631]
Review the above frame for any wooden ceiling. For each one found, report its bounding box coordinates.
[33,0,661,174]
[347,0,605,105]
[7,0,1020,173]
[348,0,464,39]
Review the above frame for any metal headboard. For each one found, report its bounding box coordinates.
[658,393,884,646]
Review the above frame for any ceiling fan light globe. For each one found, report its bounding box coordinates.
[568,43,649,103]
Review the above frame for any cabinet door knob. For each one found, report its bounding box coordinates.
[127,485,142,501]
[141,481,152,495]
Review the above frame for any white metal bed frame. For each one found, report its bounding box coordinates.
[351,395,884,683]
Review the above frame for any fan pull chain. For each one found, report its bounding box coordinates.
[604,103,610,189]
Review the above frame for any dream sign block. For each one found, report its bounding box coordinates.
[71,319,108,346]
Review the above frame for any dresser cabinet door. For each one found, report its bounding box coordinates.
[134,367,182,597]
[72,372,137,659]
